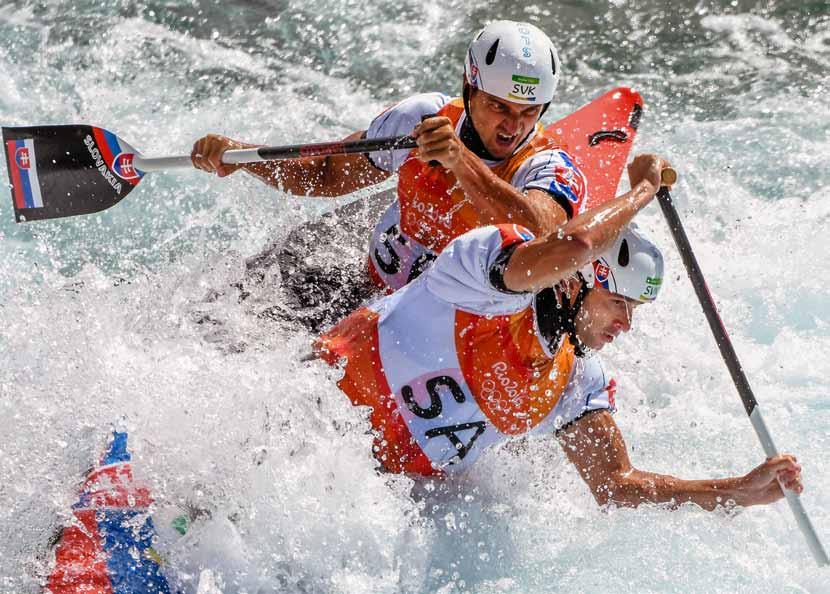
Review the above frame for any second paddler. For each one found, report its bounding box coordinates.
[191,21,641,328]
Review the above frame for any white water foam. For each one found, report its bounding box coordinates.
[1,2,829,593]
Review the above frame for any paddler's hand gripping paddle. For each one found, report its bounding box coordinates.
[2,86,644,222]
[1,124,417,222]
[656,167,830,567]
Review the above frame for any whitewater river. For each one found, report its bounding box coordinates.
[1,0,829,592]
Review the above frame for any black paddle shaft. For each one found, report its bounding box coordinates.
[659,185,830,566]
[256,135,417,160]
[656,187,759,417]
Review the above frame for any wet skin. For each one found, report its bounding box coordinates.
[412,88,544,167]
[466,89,544,159]
[575,286,642,351]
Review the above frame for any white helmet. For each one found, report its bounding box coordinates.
[581,224,664,303]
[464,20,561,106]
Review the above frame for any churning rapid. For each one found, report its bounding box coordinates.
[1,0,829,592]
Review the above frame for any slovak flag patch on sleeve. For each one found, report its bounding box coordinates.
[546,151,588,212]
[5,138,44,209]
[497,223,536,248]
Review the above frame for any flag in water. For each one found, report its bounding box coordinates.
[46,431,174,594]
[4,138,44,209]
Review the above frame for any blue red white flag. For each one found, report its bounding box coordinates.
[45,431,174,594]
[5,138,44,209]
[548,152,587,206]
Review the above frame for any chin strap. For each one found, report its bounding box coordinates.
[460,85,498,161]
[537,276,591,358]
[562,281,591,358]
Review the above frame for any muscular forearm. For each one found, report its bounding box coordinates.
[562,411,800,513]
[201,131,389,197]
[561,179,656,255]
[604,469,746,511]
[243,156,339,196]
[503,179,656,291]
[451,148,565,234]
[249,154,387,197]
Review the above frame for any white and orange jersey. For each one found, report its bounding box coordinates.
[317,224,615,476]
[365,93,589,291]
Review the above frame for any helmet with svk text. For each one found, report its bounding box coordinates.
[464,20,561,107]
[581,224,664,303]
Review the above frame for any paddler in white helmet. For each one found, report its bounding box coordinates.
[313,162,803,508]
[191,21,664,328]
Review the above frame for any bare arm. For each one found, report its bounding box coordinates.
[414,116,568,234]
[191,131,390,197]
[558,410,803,510]
[502,153,665,292]
[448,148,568,232]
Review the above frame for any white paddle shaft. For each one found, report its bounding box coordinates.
[134,148,264,172]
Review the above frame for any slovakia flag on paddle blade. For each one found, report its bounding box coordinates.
[45,431,176,594]
[5,138,44,210]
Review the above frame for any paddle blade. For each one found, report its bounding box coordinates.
[2,125,146,222]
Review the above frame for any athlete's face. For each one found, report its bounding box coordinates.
[575,287,643,351]
[468,89,543,160]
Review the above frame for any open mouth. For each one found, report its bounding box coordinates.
[495,132,517,146]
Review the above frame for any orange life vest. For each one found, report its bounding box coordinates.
[396,98,562,253]
[319,225,587,476]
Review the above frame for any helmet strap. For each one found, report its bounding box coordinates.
[460,84,498,161]
[565,281,591,358]
[535,276,591,358]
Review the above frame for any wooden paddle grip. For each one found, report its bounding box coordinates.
[661,167,678,187]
